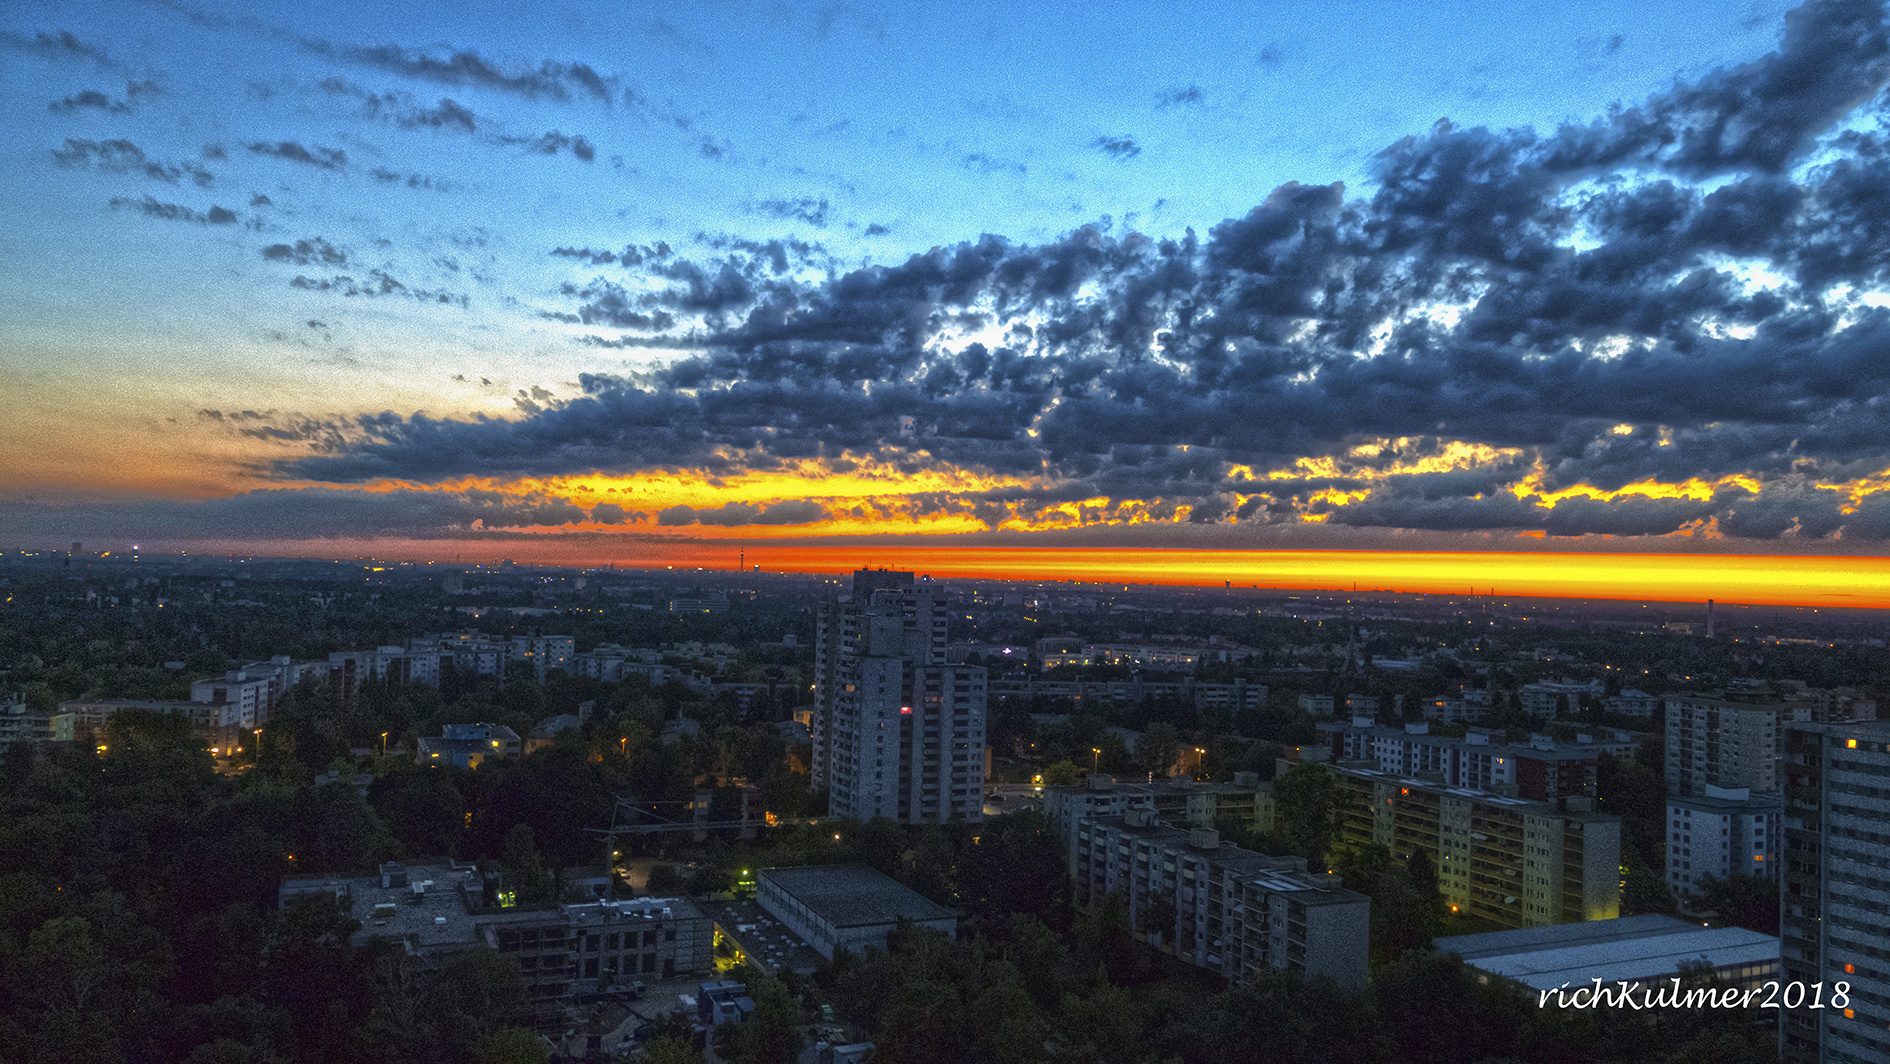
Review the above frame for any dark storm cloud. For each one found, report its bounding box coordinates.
[246,141,347,171]
[274,0,1890,542]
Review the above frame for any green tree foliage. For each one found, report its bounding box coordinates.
[1138,722,1181,778]
[501,824,554,903]
[472,1027,550,1064]
[1335,844,1437,965]
[959,809,1068,928]
[1041,759,1084,788]
[1271,762,1342,867]
[724,972,803,1064]
[639,1034,707,1064]
[1699,874,1781,935]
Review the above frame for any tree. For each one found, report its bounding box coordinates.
[1041,760,1083,788]
[474,1027,549,1064]
[647,863,687,894]
[1336,845,1434,965]
[726,973,802,1064]
[639,1035,706,1064]
[1138,722,1180,779]
[646,1043,710,1064]
[1700,874,1780,935]
[501,824,553,903]
[1271,763,1342,867]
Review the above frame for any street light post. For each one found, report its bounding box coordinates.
[1092,747,1101,773]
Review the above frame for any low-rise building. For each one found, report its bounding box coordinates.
[755,865,956,959]
[0,695,72,749]
[1519,679,1605,717]
[1436,913,1780,995]
[278,860,710,1029]
[417,722,523,768]
[1297,693,1336,717]
[58,697,226,741]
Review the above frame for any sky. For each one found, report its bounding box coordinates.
[7,0,1890,601]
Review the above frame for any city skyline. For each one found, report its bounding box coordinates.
[7,0,1890,604]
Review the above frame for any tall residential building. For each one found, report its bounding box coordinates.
[1666,692,1789,797]
[1073,813,1370,988]
[1332,764,1621,928]
[1781,720,1890,1064]
[1045,773,1276,875]
[1664,784,1781,900]
[813,570,984,824]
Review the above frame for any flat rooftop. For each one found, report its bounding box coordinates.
[757,865,954,929]
[700,899,826,975]
[1435,915,1780,992]
[350,862,483,953]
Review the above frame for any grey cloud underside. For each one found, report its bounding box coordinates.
[300,40,619,104]
[656,500,828,527]
[274,0,1890,541]
[2,30,108,63]
[110,196,237,224]
[53,139,213,187]
[317,80,598,163]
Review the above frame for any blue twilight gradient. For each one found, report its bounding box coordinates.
[2,0,1796,419]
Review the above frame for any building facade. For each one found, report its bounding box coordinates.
[1045,773,1276,875]
[1315,719,1610,801]
[755,865,957,959]
[1073,812,1370,988]
[1664,784,1781,900]
[1781,720,1890,1064]
[814,571,985,824]
[1332,764,1621,929]
[279,860,710,1030]
[1666,693,1788,797]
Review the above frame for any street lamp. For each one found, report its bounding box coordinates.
[381,732,388,756]
[1092,747,1101,773]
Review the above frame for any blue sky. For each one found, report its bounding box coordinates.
[10,0,1890,563]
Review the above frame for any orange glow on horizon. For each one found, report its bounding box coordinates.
[705,548,1890,608]
[201,539,1890,608]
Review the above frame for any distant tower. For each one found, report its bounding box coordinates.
[1706,599,1715,639]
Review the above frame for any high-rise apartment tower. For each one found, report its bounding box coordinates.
[813,570,985,824]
